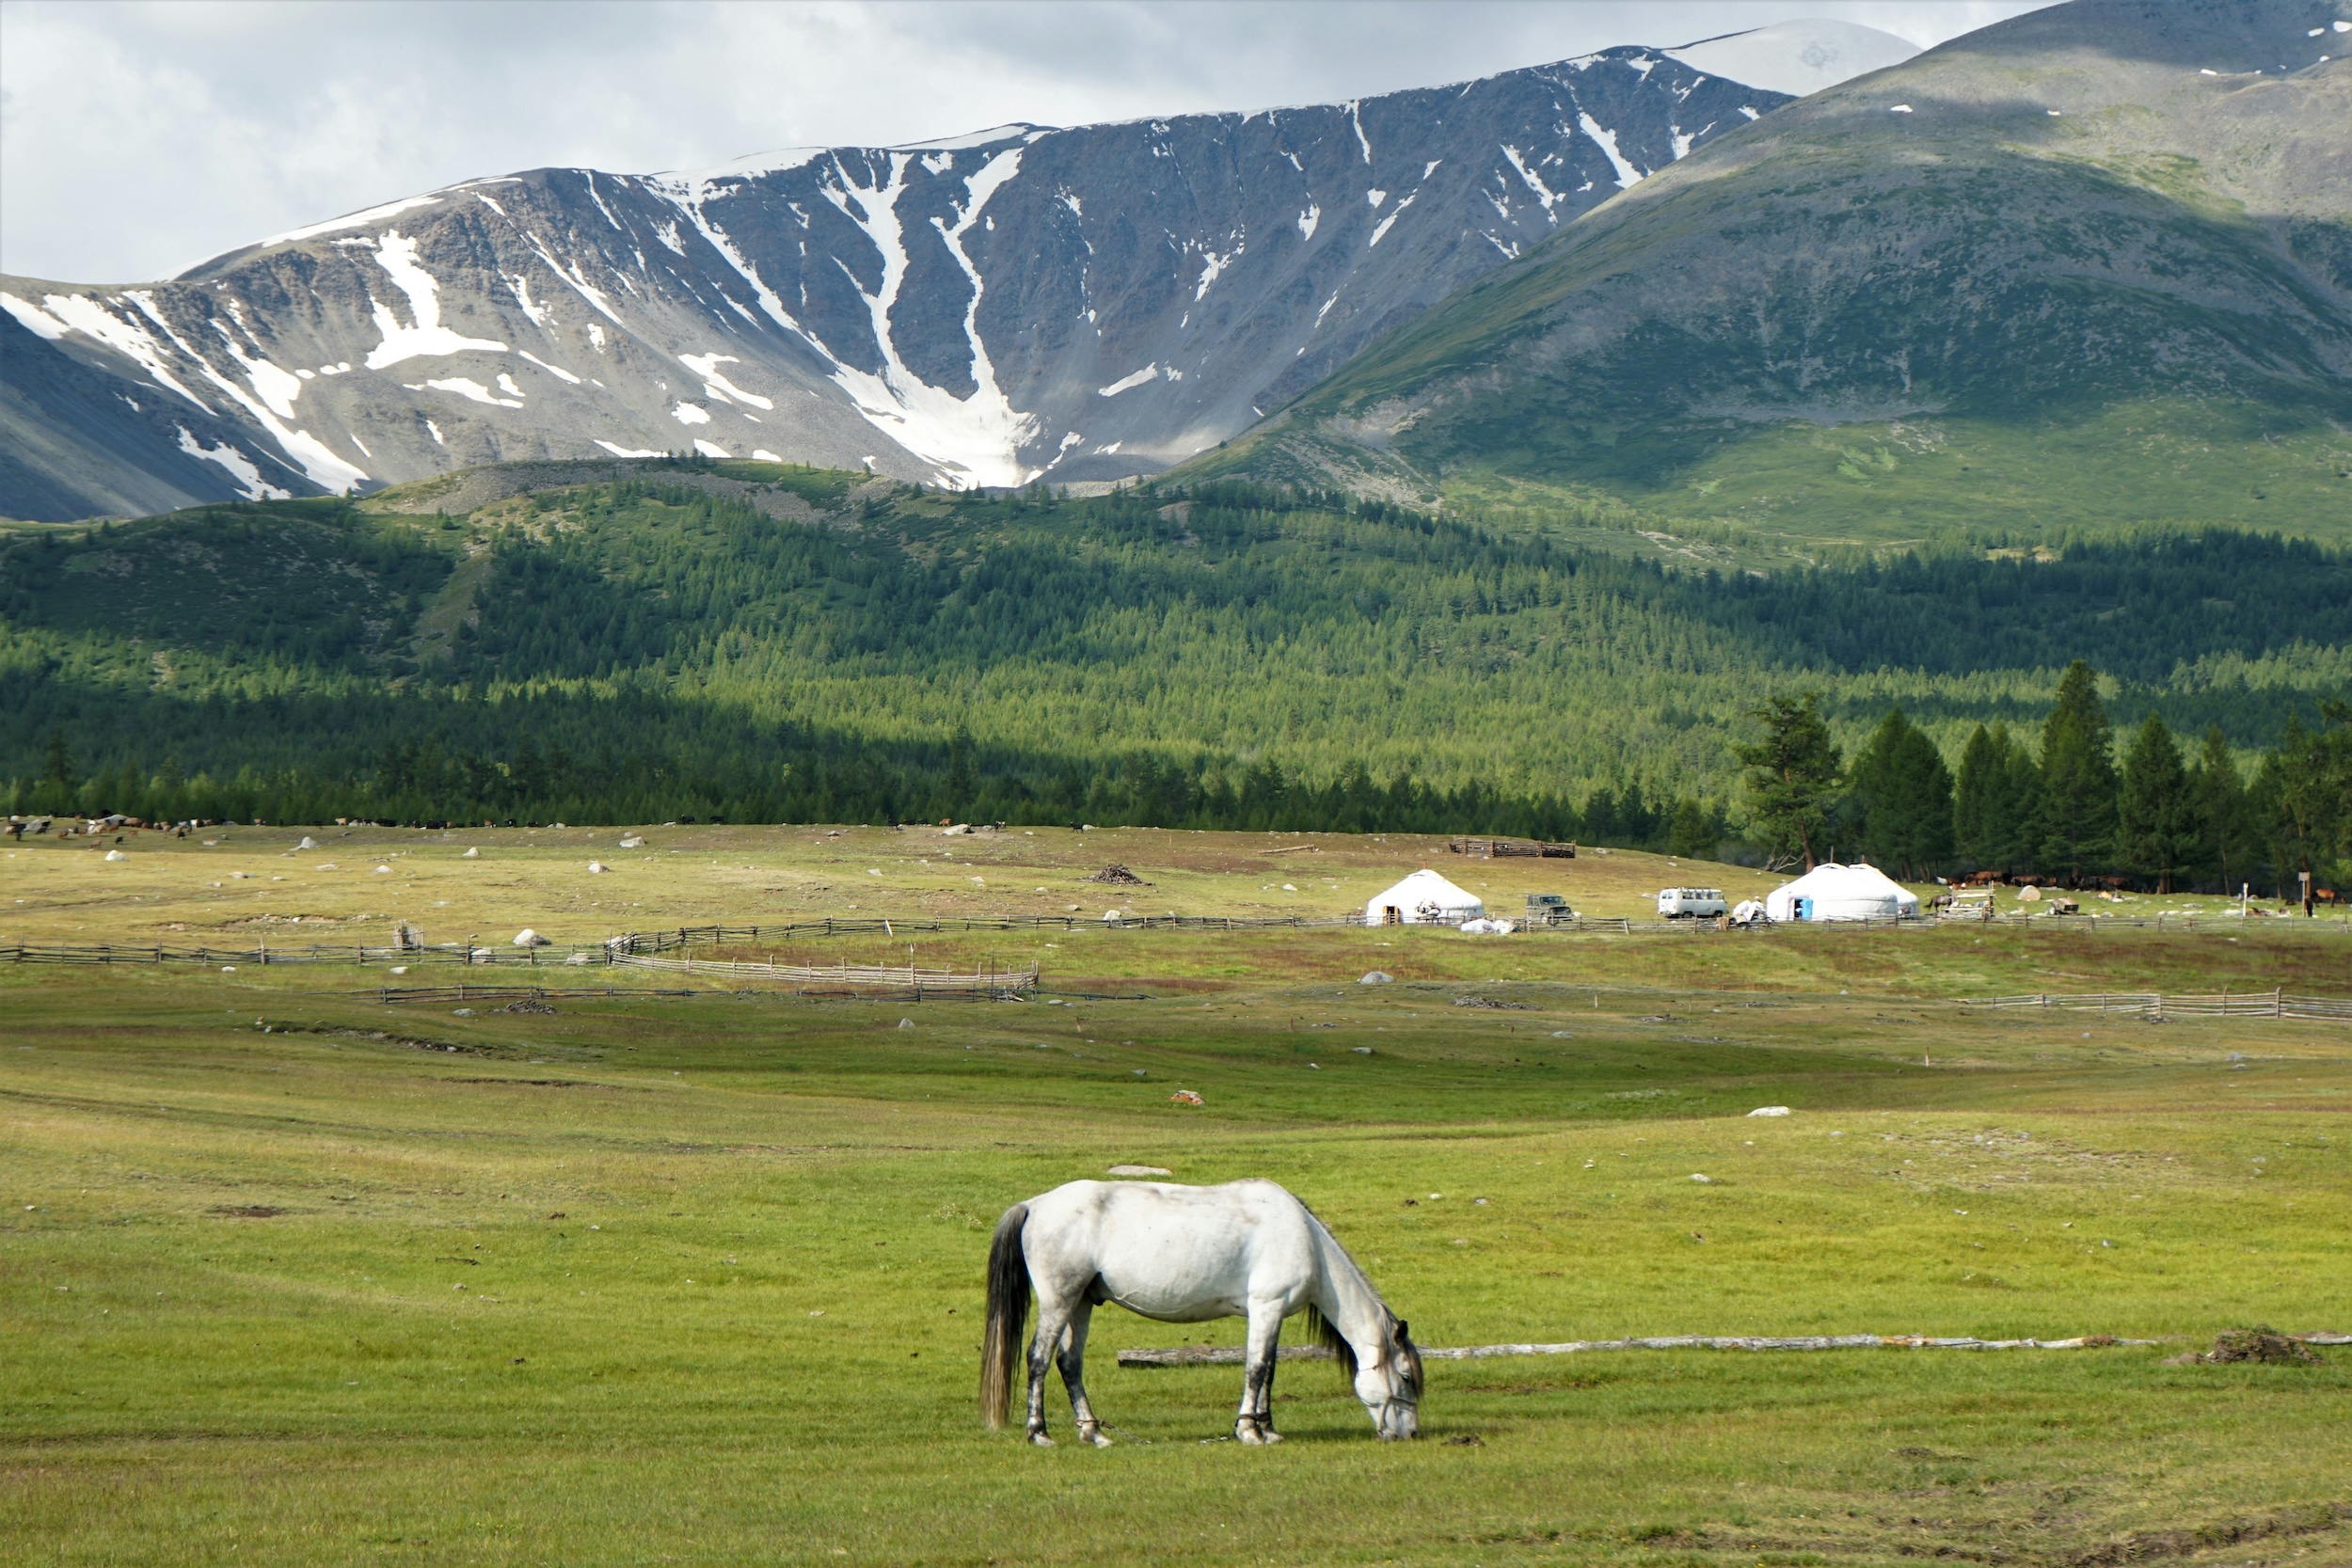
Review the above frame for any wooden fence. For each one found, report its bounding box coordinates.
[1954,990,2352,1022]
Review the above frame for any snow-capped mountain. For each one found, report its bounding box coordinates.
[1,46,1789,519]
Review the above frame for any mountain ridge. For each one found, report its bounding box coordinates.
[2,45,1790,521]
[1188,0,2352,540]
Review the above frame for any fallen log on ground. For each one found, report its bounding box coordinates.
[1114,1330,2347,1369]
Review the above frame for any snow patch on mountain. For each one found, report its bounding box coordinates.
[262,194,443,247]
[363,231,507,369]
[176,426,289,499]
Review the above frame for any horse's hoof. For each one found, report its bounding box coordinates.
[1260,1430,1284,1444]
[1029,1431,1056,1448]
[1081,1427,1112,1449]
[1236,1424,1267,1446]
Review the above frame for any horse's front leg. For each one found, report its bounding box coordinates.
[1235,1302,1284,1445]
[1056,1302,1112,1447]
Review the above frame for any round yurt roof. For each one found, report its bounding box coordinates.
[1765,863,1920,921]
[1364,868,1485,924]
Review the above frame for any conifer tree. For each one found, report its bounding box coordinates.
[2189,727,2249,895]
[1737,694,1842,869]
[2038,660,2118,880]
[2117,713,2196,892]
[1850,706,1954,878]
[1952,722,2038,872]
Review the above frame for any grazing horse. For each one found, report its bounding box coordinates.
[981,1178,1421,1446]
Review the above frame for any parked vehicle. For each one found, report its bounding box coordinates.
[1523,893,1574,926]
[1657,887,1728,919]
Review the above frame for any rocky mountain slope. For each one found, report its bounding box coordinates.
[1,45,1799,521]
[1197,0,2352,539]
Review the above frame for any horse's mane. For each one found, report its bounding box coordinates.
[1303,1303,1359,1379]
[1298,1200,1397,1383]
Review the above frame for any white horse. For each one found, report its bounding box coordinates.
[981,1178,1421,1446]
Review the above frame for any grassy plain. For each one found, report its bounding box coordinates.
[5,828,2349,1564]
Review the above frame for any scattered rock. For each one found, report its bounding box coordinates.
[463,847,480,858]
[103,849,127,861]
[499,999,556,1015]
[898,1018,914,1030]
[1747,1105,1792,1117]
[1691,1174,1713,1183]
[1084,863,1151,886]
[512,928,549,947]
[1454,995,1531,1009]
[295,836,319,850]
[1359,971,1393,985]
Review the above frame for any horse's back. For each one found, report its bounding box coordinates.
[1023,1179,1317,1321]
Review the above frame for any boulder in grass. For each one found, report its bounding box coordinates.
[1360,971,1394,985]
[463,847,480,859]
[103,849,127,861]
[1747,1105,1792,1117]
[587,861,607,874]
[296,835,320,850]
[513,928,550,948]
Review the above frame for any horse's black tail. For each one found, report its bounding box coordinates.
[981,1203,1032,1430]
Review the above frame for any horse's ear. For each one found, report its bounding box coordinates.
[1395,1318,1410,1344]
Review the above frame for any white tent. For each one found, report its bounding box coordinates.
[1764,863,1921,923]
[1363,869,1485,926]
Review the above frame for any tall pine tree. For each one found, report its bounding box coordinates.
[2189,727,2249,895]
[1952,722,2039,872]
[2117,713,2196,892]
[1737,694,1842,869]
[2038,661,2118,880]
[1851,706,1955,879]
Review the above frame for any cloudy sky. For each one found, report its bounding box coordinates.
[2,0,2049,283]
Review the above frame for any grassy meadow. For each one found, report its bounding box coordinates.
[5,826,2349,1564]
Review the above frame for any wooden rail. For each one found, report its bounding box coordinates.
[1954,990,2352,1022]
[1112,1330,2333,1368]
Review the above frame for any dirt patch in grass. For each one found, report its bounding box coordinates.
[2168,1326,2326,1366]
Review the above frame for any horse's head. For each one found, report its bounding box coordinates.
[1354,1314,1422,1440]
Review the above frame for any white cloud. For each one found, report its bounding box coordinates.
[0,0,2055,283]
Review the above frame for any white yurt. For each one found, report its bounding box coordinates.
[1363,869,1485,926]
[1764,863,1921,922]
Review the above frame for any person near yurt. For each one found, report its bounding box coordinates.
[1763,863,1921,922]
[1363,868,1485,926]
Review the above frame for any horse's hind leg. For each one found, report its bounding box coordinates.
[1025,1301,1067,1446]
[1057,1303,1112,1447]
[1235,1302,1284,1445]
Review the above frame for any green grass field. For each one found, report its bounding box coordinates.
[5,829,2349,1564]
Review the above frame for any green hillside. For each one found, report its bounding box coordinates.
[1196,2,2352,549]
[3,461,2346,872]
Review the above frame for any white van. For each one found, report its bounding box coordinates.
[1657,887,1728,919]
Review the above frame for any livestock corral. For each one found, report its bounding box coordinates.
[3,824,2347,1564]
